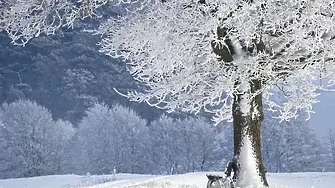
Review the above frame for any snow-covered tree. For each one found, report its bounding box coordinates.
[77,103,118,174]
[111,104,149,173]
[149,115,219,174]
[148,115,183,174]
[177,117,217,172]
[212,123,234,171]
[261,116,286,173]
[325,130,335,171]
[49,119,74,173]
[77,103,149,174]
[94,1,335,186]
[0,100,73,178]
[60,132,84,174]
[262,115,322,172]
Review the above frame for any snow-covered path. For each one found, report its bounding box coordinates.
[1,172,335,188]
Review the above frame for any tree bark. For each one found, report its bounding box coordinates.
[233,79,268,187]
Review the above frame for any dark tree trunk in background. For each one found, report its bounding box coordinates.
[233,79,268,187]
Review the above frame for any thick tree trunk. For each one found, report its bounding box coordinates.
[233,79,268,187]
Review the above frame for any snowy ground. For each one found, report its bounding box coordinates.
[0,172,334,188]
[0,174,156,188]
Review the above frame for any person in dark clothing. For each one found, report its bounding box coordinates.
[225,156,239,181]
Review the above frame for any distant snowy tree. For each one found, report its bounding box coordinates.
[0,100,73,178]
[330,131,335,171]
[95,1,335,186]
[324,130,335,171]
[176,117,217,172]
[111,104,149,173]
[49,120,74,173]
[61,132,84,174]
[77,103,118,174]
[77,103,149,174]
[284,125,321,172]
[212,124,234,171]
[262,115,322,172]
[149,115,182,174]
[149,115,218,174]
[261,114,286,173]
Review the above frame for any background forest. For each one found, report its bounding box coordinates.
[1,19,335,179]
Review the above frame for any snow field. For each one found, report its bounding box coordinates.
[1,172,335,188]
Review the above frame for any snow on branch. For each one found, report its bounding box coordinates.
[97,0,335,124]
[0,0,148,45]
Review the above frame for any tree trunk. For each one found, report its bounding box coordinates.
[233,79,268,187]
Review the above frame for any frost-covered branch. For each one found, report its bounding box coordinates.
[0,0,148,45]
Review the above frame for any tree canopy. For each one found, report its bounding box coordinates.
[97,0,335,123]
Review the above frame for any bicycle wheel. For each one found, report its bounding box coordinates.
[207,179,233,188]
[207,179,221,188]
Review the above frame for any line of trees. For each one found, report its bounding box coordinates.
[0,99,334,179]
[0,100,74,178]
[67,104,220,175]
[262,114,323,172]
